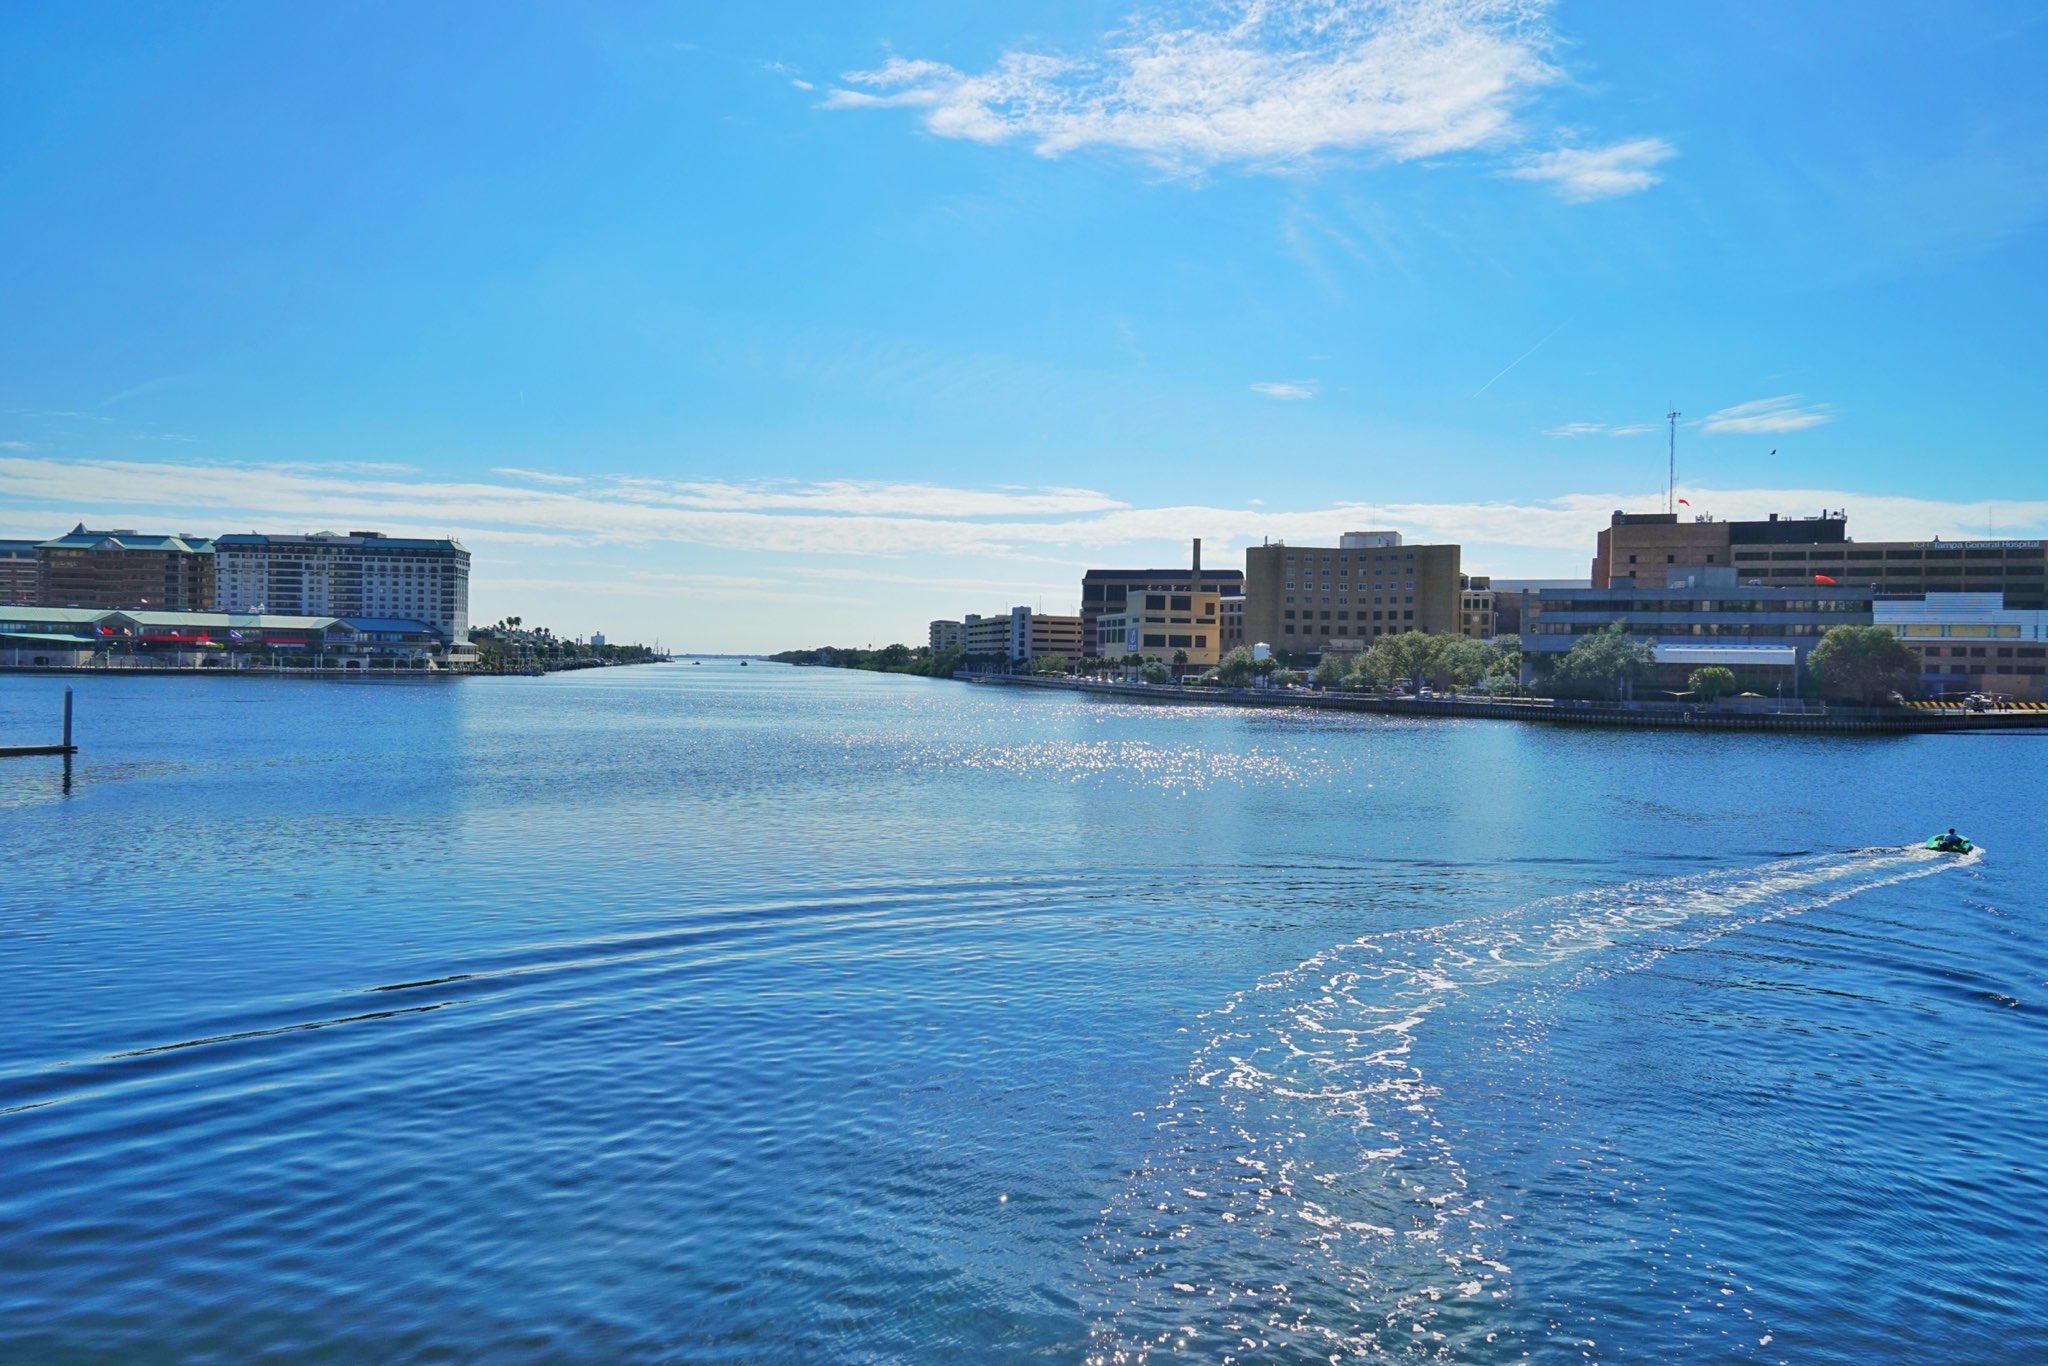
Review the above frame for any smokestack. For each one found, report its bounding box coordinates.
[1191,537,1202,599]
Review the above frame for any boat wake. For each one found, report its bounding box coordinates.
[1084,845,1975,1362]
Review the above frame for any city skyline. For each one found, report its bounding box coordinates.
[5,1,2046,649]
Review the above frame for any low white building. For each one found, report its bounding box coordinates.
[1877,592,2048,699]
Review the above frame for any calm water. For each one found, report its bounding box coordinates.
[1,665,2043,1361]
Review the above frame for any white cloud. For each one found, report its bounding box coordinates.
[1545,420,1660,437]
[826,0,1564,173]
[493,466,586,487]
[1251,380,1316,400]
[0,456,2038,570]
[1510,137,1674,201]
[0,440,31,451]
[1699,395,1835,435]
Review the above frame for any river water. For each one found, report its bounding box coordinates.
[1,664,2042,1360]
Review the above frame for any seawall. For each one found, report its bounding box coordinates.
[963,674,2048,735]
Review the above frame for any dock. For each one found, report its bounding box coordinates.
[1,687,77,758]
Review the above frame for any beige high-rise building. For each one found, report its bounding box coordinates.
[1592,509,2048,610]
[1243,531,1462,653]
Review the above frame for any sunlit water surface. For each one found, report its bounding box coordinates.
[1,665,2042,1360]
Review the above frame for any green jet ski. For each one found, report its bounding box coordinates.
[1926,831,1973,854]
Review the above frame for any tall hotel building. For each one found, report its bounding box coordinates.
[213,531,471,640]
[36,525,215,611]
[1243,531,1462,652]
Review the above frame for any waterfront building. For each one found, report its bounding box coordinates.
[1877,593,2048,700]
[1593,510,2048,610]
[1592,510,1772,587]
[1524,565,1876,693]
[1095,587,1222,670]
[1243,531,1462,653]
[1487,579,1591,637]
[0,605,470,669]
[1735,536,2048,609]
[929,619,964,653]
[0,540,37,605]
[1081,565,1241,650]
[36,524,215,611]
[213,531,471,641]
[1220,595,1245,651]
[1459,575,1495,639]
[961,608,1084,664]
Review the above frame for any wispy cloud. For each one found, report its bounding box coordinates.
[825,0,1570,175]
[1509,137,1675,201]
[1545,420,1659,438]
[764,59,814,91]
[1700,394,1835,435]
[1251,380,1316,400]
[493,466,586,487]
[0,440,31,451]
[101,374,195,408]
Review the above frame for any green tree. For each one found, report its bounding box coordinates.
[1171,649,1190,676]
[1547,622,1656,700]
[1269,667,1304,687]
[1687,665,1737,701]
[1478,632,1523,694]
[1808,625,1919,703]
[1141,658,1171,684]
[1313,651,1355,689]
[1429,636,1492,690]
[1032,653,1068,675]
[1357,631,1439,692]
[1214,646,1258,687]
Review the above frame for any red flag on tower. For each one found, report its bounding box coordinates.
[1813,575,1838,585]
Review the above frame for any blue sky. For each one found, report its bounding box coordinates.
[4,1,2046,649]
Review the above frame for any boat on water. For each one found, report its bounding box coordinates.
[1926,830,1974,854]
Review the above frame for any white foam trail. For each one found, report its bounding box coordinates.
[1085,846,1973,1361]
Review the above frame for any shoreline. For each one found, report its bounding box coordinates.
[0,659,671,680]
[966,672,2048,735]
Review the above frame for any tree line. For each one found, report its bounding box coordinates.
[771,622,1926,705]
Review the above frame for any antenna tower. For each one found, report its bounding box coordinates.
[1665,407,1681,513]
